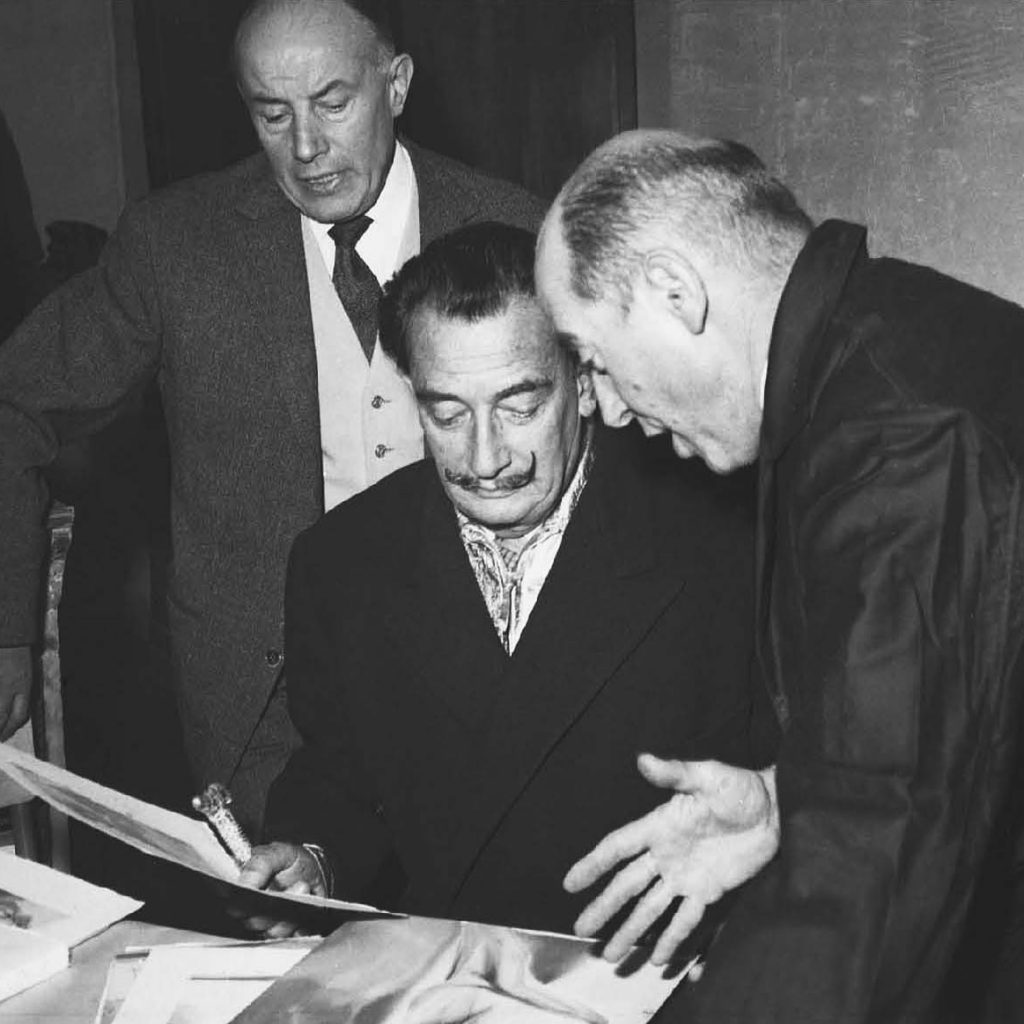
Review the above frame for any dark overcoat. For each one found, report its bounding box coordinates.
[682,221,1024,1024]
[266,424,774,934]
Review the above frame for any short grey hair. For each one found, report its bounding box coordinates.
[557,132,813,307]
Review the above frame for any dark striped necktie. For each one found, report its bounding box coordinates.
[328,215,381,362]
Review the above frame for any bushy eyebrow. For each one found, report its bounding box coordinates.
[249,78,356,106]
[495,378,552,401]
[415,378,553,404]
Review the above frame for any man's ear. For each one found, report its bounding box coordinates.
[642,249,708,335]
[576,363,598,418]
[388,54,414,116]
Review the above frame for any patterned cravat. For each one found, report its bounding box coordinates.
[328,215,381,362]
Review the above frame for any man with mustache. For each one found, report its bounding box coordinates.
[0,0,541,831]
[237,221,777,941]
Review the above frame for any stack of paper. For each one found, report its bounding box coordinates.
[0,851,142,1001]
[94,938,320,1024]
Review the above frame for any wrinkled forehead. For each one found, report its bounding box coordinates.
[237,0,378,75]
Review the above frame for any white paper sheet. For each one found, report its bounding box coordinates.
[0,741,391,916]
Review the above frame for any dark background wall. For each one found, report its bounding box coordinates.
[636,0,1024,305]
[0,0,147,236]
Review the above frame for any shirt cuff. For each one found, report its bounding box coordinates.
[301,842,334,897]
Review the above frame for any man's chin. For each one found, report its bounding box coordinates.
[286,179,364,223]
[455,493,540,535]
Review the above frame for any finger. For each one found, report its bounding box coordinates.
[241,915,277,933]
[238,844,301,888]
[600,880,675,963]
[237,864,274,889]
[0,694,28,741]
[282,879,311,895]
[564,820,651,893]
[686,960,705,983]
[637,754,718,793]
[574,853,657,938]
[650,896,707,966]
[264,920,300,939]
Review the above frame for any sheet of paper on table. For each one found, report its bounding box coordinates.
[93,938,320,1024]
[0,852,142,1002]
[230,915,693,1024]
[0,741,392,918]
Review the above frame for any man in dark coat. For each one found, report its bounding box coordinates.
[237,222,775,940]
[536,129,1024,1022]
[0,0,541,829]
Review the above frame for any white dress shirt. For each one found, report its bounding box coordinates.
[301,142,424,511]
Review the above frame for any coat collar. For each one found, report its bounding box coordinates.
[761,219,866,464]
[232,140,489,244]
[405,139,489,245]
[233,153,294,221]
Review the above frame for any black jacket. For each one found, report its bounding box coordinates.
[267,424,774,934]
[686,221,1024,1024]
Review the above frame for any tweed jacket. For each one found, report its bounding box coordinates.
[265,423,775,934]
[682,221,1024,1024]
[0,142,544,789]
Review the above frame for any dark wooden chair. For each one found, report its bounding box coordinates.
[0,502,73,869]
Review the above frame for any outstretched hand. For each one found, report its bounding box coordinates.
[564,754,779,965]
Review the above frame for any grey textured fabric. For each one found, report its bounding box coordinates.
[0,141,545,828]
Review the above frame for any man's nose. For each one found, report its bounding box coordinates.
[593,375,634,428]
[292,114,328,164]
[470,418,512,479]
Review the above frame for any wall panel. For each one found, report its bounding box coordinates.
[636,1,1024,304]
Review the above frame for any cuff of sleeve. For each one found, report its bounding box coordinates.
[301,843,334,898]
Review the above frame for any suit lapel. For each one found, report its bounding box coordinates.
[388,473,509,733]
[441,434,690,902]
[407,141,486,244]
[756,220,867,728]
[234,160,322,463]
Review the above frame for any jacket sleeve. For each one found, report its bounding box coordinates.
[681,410,1024,1024]
[264,529,395,901]
[0,204,162,644]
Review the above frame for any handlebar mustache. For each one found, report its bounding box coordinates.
[444,453,537,492]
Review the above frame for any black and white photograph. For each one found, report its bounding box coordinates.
[1,2,1024,1022]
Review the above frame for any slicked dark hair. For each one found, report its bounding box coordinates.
[379,222,537,375]
[558,135,813,307]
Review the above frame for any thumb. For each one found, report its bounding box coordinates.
[637,753,715,794]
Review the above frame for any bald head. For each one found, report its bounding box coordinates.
[546,129,813,309]
[234,0,412,223]
[235,0,395,74]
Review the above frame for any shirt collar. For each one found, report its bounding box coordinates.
[303,140,416,284]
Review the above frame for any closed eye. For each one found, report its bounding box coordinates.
[426,402,467,428]
[500,400,542,421]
